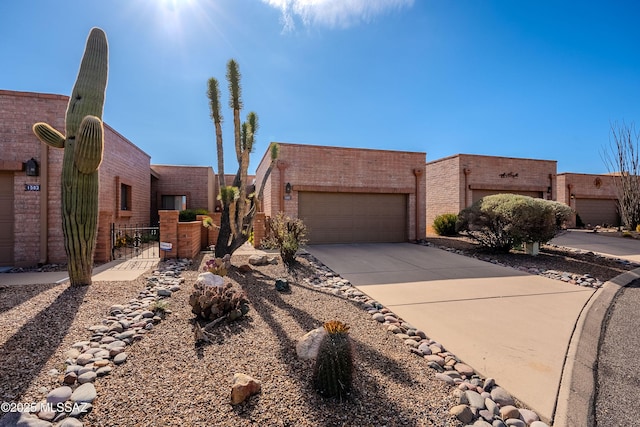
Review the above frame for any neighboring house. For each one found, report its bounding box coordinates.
[0,90,150,267]
[255,142,426,244]
[557,173,620,227]
[150,165,215,224]
[425,154,557,233]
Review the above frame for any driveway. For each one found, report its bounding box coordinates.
[551,229,640,262]
[307,242,596,424]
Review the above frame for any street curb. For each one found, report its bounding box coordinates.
[553,267,640,427]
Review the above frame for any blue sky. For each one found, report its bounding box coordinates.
[1,0,639,174]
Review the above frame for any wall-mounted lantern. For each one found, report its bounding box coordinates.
[570,193,575,200]
[285,182,292,194]
[25,158,39,177]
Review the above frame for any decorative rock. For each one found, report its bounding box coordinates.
[485,398,499,416]
[113,352,128,365]
[157,288,172,297]
[483,377,496,391]
[115,330,136,341]
[454,363,475,377]
[530,422,550,427]
[76,353,94,366]
[473,420,493,427]
[248,254,269,266]
[296,327,327,360]
[478,409,494,422]
[492,421,507,427]
[435,373,454,385]
[371,313,385,322]
[47,386,72,404]
[70,382,97,403]
[418,342,432,355]
[230,373,261,405]
[65,348,81,359]
[69,402,93,417]
[58,416,84,426]
[449,404,474,424]
[424,354,445,366]
[499,405,520,420]
[78,371,97,384]
[427,361,445,372]
[465,390,486,409]
[275,278,290,292]
[63,372,78,385]
[518,408,539,424]
[196,272,225,287]
[96,366,113,377]
[491,387,515,406]
[504,419,525,427]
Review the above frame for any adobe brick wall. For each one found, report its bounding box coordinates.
[177,221,201,259]
[255,143,426,240]
[0,90,151,266]
[151,165,214,214]
[425,155,462,233]
[556,173,618,205]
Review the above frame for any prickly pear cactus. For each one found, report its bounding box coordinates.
[312,320,354,400]
[189,281,250,321]
[32,28,108,286]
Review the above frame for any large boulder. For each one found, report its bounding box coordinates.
[196,272,224,287]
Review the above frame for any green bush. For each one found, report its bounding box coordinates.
[433,213,458,236]
[457,194,573,252]
[179,208,209,222]
[262,213,308,266]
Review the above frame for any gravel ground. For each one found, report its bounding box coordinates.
[0,254,459,427]
[1,235,637,427]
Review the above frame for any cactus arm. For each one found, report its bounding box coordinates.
[33,122,65,148]
[74,115,104,174]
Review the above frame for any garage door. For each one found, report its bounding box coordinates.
[472,190,543,203]
[298,192,407,244]
[575,198,619,227]
[0,173,14,266]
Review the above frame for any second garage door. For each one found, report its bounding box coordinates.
[575,198,619,227]
[298,192,407,244]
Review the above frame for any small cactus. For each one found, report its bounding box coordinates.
[189,281,250,321]
[312,320,354,400]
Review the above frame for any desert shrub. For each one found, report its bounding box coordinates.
[262,213,308,266]
[433,213,458,236]
[457,194,573,252]
[313,320,354,400]
[179,208,209,222]
[189,281,250,321]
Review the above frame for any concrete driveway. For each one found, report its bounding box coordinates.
[551,229,640,262]
[307,242,596,424]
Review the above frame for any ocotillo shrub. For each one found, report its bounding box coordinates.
[312,320,354,400]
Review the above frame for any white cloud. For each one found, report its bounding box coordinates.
[261,0,414,31]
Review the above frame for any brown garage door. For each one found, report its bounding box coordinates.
[575,198,619,227]
[298,192,407,244]
[472,190,543,203]
[0,173,14,266]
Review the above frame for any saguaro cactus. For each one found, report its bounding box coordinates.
[33,28,109,286]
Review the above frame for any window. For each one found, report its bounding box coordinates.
[161,195,186,210]
[120,184,132,211]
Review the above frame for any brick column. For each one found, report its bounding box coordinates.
[253,212,266,248]
[159,210,179,259]
[95,211,114,263]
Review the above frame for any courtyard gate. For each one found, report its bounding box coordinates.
[110,223,160,260]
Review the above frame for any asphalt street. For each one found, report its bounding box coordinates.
[594,278,640,426]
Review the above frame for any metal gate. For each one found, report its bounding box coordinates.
[111,223,160,260]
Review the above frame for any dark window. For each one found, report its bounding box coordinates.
[120,184,132,210]
[161,195,186,210]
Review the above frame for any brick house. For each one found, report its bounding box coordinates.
[150,165,215,224]
[425,154,557,233]
[0,90,150,267]
[255,143,426,243]
[557,173,620,227]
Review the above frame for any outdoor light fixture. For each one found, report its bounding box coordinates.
[25,158,39,177]
[285,182,292,194]
[570,193,575,199]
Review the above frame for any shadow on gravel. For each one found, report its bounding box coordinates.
[0,284,88,405]
[227,262,431,425]
[0,283,62,316]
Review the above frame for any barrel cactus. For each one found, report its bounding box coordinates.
[32,28,108,286]
[312,320,354,400]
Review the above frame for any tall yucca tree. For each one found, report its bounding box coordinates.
[207,59,278,257]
